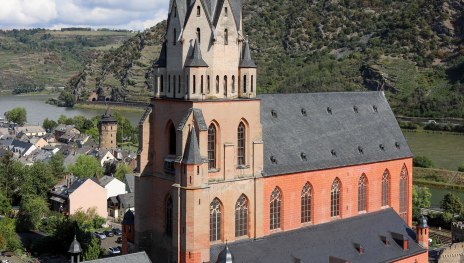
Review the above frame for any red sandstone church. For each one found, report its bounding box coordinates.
[130,0,430,262]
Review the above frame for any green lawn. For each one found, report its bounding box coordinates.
[404,131,464,171]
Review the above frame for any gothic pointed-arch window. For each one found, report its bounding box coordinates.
[358,174,367,212]
[208,124,217,170]
[174,6,177,17]
[251,75,254,93]
[196,28,201,43]
[216,75,220,94]
[178,75,181,93]
[224,7,228,17]
[197,6,201,16]
[193,75,196,94]
[210,198,222,241]
[166,196,173,236]
[270,187,281,230]
[169,123,176,155]
[232,76,236,93]
[173,75,176,93]
[224,29,228,45]
[237,122,246,166]
[160,75,164,92]
[207,75,211,93]
[400,165,408,220]
[173,28,177,45]
[382,170,390,207]
[243,75,247,93]
[235,195,248,237]
[168,75,171,93]
[224,76,228,96]
[331,178,341,218]
[301,183,312,223]
[201,75,204,94]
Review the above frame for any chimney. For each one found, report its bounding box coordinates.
[416,215,429,249]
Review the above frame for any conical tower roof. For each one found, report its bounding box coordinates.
[185,39,208,67]
[216,243,234,263]
[122,209,135,225]
[101,106,117,123]
[239,40,257,68]
[68,235,83,254]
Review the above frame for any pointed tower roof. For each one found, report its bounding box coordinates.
[239,40,257,68]
[122,209,135,225]
[101,106,117,123]
[182,128,202,164]
[68,235,83,254]
[154,42,167,68]
[185,39,208,68]
[216,243,234,263]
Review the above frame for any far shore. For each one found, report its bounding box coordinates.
[74,102,146,113]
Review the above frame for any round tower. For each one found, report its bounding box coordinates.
[122,209,135,255]
[416,215,429,249]
[99,107,118,149]
[68,235,83,263]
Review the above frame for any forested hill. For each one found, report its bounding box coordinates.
[70,0,462,118]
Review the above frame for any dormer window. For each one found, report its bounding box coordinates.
[225,7,228,16]
[197,6,201,16]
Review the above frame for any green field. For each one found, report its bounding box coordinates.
[404,131,464,171]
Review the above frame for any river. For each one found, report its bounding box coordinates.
[0,95,143,126]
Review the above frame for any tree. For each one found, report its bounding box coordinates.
[17,195,49,231]
[58,90,76,107]
[441,193,463,215]
[115,163,132,181]
[49,153,65,178]
[413,156,434,168]
[4,107,27,125]
[26,162,56,198]
[43,118,58,132]
[83,237,101,261]
[412,186,431,219]
[0,218,21,251]
[68,155,103,178]
[458,164,464,172]
[0,192,12,216]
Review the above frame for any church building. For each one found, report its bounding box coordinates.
[134,0,429,262]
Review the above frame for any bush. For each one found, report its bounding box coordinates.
[413,156,434,168]
[458,164,464,172]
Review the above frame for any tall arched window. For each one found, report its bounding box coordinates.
[193,75,196,94]
[270,188,281,230]
[208,124,216,170]
[400,165,408,220]
[331,179,341,218]
[382,170,390,207]
[210,198,222,241]
[237,122,245,166]
[207,75,211,93]
[173,28,177,45]
[160,75,164,92]
[196,28,201,43]
[232,76,236,93]
[197,6,201,16]
[358,174,367,212]
[301,183,312,223]
[166,196,173,236]
[224,76,228,96]
[243,75,247,93]
[168,75,171,93]
[224,29,228,45]
[216,75,220,94]
[173,75,176,93]
[169,123,176,155]
[251,75,254,92]
[178,75,181,93]
[201,75,204,94]
[235,195,248,237]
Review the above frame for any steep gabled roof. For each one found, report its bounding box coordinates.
[178,108,208,132]
[259,92,412,176]
[185,39,208,67]
[210,209,426,263]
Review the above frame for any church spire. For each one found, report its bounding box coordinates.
[182,127,202,164]
[239,40,257,68]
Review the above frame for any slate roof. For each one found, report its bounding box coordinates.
[182,128,203,164]
[98,175,116,187]
[178,108,208,132]
[122,209,135,225]
[14,125,45,134]
[118,192,134,209]
[84,252,151,263]
[185,39,208,67]
[101,107,117,123]
[210,209,426,263]
[154,42,167,68]
[10,139,34,152]
[239,40,256,68]
[258,92,412,176]
[125,173,135,193]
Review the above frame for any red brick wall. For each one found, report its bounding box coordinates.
[262,158,413,236]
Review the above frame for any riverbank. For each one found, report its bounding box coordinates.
[413,167,464,190]
[75,102,147,113]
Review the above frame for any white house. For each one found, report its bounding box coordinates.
[14,126,46,137]
[97,175,127,199]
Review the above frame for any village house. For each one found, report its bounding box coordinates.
[14,125,46,137]
[97,175,127,199]
[50,175,107,218]
[28,136,49,149]
[108,192,134,220]
[9,139,36,157]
